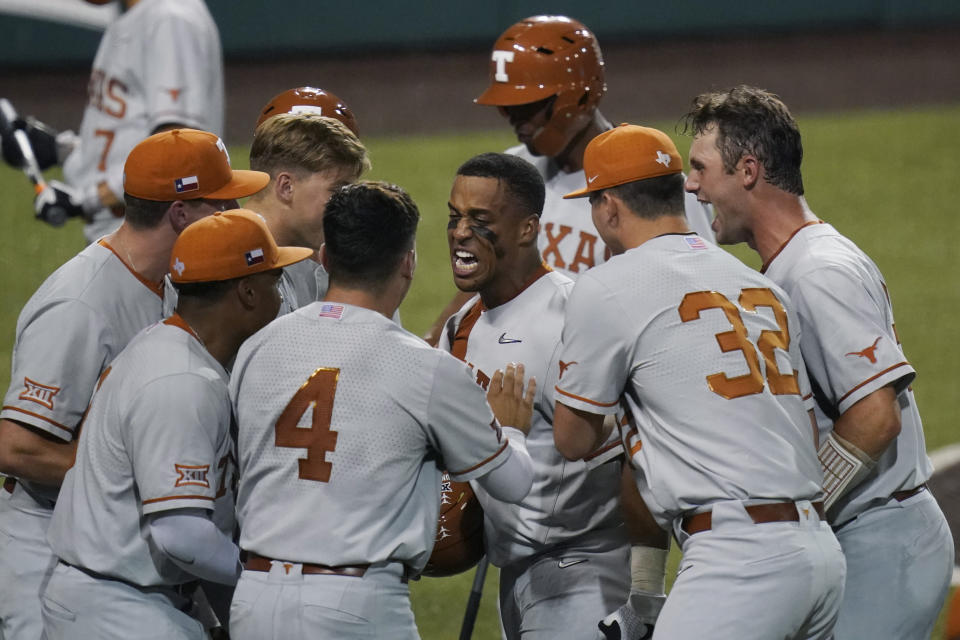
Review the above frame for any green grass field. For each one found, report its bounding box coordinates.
[1,104,957,638]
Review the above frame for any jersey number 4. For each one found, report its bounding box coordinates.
[679,288,799,400]
[275,367,340,482]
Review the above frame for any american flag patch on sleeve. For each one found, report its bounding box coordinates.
[684,236,707,250]
[318,303,344,319]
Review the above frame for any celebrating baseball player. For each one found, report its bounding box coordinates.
[246,111,369,315]
[440,152,630,638]
[553,124,846,638]
[683,85,952,639]
[0,0,224,242]
[41,209,311,639]
[228,181,536,639]
[0,128,268,638]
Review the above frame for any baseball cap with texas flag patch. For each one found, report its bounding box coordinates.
[170,209,313,283]
[563,124,682,199]
[123,129,269,202]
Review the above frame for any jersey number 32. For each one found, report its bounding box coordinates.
[679,288,799,400]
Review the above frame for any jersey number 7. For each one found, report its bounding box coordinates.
[275,367,340,482]
[679,288,799,400]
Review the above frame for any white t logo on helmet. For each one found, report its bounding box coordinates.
[492,50,515,83]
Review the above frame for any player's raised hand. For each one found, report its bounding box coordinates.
[487,362,536,435]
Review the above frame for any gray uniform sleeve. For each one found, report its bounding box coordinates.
[554,273,632,415]
[143,11,218,131]
[1,299,110,441]
[425,353,512,482]
[791,266,913,415]
[128,373,230,515]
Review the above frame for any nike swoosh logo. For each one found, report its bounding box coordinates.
[498,333,522,344]
[587,174,599,184]
[557,558,587,569]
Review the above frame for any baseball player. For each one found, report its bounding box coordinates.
[423,16,711,342]
[683,85,953,639]
[41,209,311,639]
[0,128,268,638]
[1,0,224,242]
[440,152,630,639]
[553,124,846,639]
[228,181,536,640]
[245,111,369,315]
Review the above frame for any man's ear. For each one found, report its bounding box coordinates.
[274,172,295,204]
[740,154,761,189]
[167,201,191,234]
[596,192,620,230]
[318,243,330,272]
[235,276,257,310]
[400,248,416,281]
[519,214,540,246]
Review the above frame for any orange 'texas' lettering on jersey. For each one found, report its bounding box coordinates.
[568,231,598,273]
[541,223,572,269]
[87,69,128,119]
[557,360,577,380]
[845,337,882,364]
[174,464,210,488]
[19,377,60,410]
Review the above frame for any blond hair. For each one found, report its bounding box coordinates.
[250,113,370,179]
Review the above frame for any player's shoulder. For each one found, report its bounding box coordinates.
[135,0,212,21]
[767,221,878,290]
[123,320,226,385]
[504,144,550,174]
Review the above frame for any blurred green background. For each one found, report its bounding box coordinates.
[1,104,957,638]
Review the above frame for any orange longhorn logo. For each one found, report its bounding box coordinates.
[845,337,882,364]
[558,360,578,380]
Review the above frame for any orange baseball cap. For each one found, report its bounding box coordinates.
[170,209,314,283]
[563,124,683,199]
[123,129,269,202]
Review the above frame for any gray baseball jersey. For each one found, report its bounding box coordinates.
[277,258,328,317]
[47,315,235,586]
[440,267,624,566]
[2,239,164,504]
[762,220,933,523]
[555,233,822,529]
[506,144,715,278]
[62,0,224,241]
[0,239,162,638]
[762,219,951,639]
[231,302,516,573]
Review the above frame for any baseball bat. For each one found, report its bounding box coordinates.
[0,98,68,226]
[458,556,489,640]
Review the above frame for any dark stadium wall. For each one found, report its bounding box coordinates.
[3,0,960,67]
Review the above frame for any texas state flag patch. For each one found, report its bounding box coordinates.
[245,248,265,266]
[175,175,199,193]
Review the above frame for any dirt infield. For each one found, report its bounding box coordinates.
[2,26,959,143]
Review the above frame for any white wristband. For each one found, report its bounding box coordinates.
[630,544,668,595]
[818,431,876,510]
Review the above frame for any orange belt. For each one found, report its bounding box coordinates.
[682,501,826,536]
[243,552,368,577]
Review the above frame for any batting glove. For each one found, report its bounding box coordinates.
[34,180,84,227]
[597,592,666,640]
[1,117,66,171]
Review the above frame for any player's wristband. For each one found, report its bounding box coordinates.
[818,431,876,510]
[630,544,667,595]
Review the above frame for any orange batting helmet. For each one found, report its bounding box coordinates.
[255,87,360,137]
[476,16,606,157]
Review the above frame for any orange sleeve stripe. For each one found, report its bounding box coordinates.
[449,440,509,476]
[1,406,74,433]
[142,494,214,505]
[837,362,911,405]
[584,439,621,461]
[554,386,620,408]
